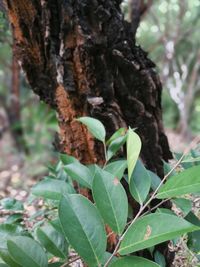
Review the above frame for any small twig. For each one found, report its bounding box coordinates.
[60,256,81,267]
[103,135,200,267]
[142,198,171,217]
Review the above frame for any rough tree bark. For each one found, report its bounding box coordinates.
[3,0,173,264]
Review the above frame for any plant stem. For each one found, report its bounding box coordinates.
[60,256,81,267]
[103,135,200,267]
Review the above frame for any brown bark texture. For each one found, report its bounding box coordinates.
[4,0,172,177]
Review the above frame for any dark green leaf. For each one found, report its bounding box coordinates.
[37,224,68,258]
[148,171,161,191]
[92,167,128,234]
[154,251,166,267]
[119,213,197,255]
[187,230,200,253]
[59,194,106,266]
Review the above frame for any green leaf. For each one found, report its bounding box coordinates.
[172,198,192,216]
[49,219,65,236]
[156,165,200,199]
[76,117,106,142]
[6,214,23,224]
[60,154,78,165]
[32,178,75,200]
[154,251,166,267]
[185,212,200,227]
[7,236,48,267]
[107,135,127,161]
[187,230,200,253]
[127,129,141,181]
[106,128,126,145]
[59,194,106,266]
[109,256,160,267]
[64,162,93,188]
[0,250,21,267]
[156,208,175,216]
[129,160,151,204]
[0,198,23,211]
[148,171,161,191]
[0,224,23,267]
[104,160,127,180]
[182,156,200,163]
[92,167,128,234]
[48,263,63,267]
[37,224,68,259]
[119,213,197,255]
[163,161,176,178]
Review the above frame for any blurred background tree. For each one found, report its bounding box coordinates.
[133,0,200,140]
[0,9,58,190]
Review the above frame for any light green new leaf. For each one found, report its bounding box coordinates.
[7,236,48,267]
[64,162,93,188]
[37,224,68,259]
[32,178,75,200]
[92,168,128,234]
[76,117,106,142]
[110,256,160,267]
[156,165,200,199]
[119,213,197,255]
[107,135,127,161]
[127,129,141,181]
[59,194,106,266]
[129,160,151,204]
[105,160,127,180]
[106,128,126,145]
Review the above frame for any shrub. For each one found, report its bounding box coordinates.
[1,117,200,267]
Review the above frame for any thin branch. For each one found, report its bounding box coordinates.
[60,256,81,267]
[104,135,200,267]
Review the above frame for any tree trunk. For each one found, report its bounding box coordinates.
[4,0,173,263]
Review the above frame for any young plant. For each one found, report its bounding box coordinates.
[0,117,200,267]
